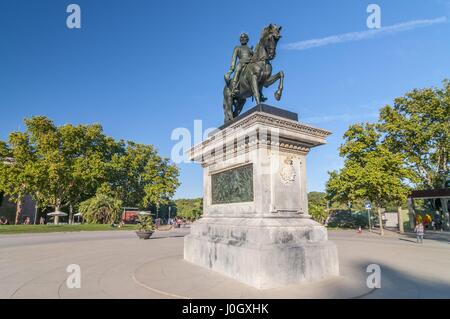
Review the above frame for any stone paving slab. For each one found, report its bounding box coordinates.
[0,229,449,299]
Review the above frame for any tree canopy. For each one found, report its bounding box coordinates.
[0,132,36,223]
[0,116,180,223]
[327,123,413,206]
[307,192,329,224]
[174,198,203,220]
[326,80,449,233]
[326,123,413,235]
[379,80,450,189]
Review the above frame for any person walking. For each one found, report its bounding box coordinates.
[414,222,425,244]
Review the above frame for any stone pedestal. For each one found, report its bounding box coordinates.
[184,104,339,289]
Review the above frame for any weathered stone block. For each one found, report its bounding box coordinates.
[184,105,339,289]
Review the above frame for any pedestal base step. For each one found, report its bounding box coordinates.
[184,219,339,289]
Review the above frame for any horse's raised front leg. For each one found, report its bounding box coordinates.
[264,71,284,101]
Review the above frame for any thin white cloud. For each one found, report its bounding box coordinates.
[283,17,448,51]
[302,112,378,124]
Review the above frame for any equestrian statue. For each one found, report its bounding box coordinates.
[223,24,284,124]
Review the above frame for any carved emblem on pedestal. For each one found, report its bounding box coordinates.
[280,156,296,184]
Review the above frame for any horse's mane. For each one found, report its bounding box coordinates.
[250,26,272,63]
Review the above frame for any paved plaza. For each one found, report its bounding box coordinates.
[0,228,449,299]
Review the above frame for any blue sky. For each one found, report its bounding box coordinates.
[0,0,449,199]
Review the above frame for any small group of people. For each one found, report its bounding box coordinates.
[430,220,445,231]
[168,217,187,228]
[1,216,33,225]
[1,217,31,225]
[0,216,46,225]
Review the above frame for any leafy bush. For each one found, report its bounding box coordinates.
[174,198,203,220]
[327,210,372,229]
[309,203,329,224]
[137,215,155,232]
[79,190,122,224]
[307,192,331,224]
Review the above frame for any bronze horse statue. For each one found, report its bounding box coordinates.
[223,24,284,124]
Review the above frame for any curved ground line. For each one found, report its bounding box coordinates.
[351,288,377,299]
[132,254,190,299]
[131,273,189,299]
[132,256,373,299]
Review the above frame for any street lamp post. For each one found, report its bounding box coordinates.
[33,203,38,225]
[365,201,372,232]
[168,206,171,222]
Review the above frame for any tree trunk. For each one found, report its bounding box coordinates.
[54,205,60,225]
[15,198,23,225]
[407,198,416,230]
[441,198,449,231]
[69,204,73,225]
[378,206,384,236]
[397,206,404,234]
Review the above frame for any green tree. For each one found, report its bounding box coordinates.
[23,117,117,223]
[0,116,180,223]
[326,123,413,235]
[142,155,180,208]
[59,123,121,221]
[110,142,180,209]
[379,80,450,189]
[174,198,203,220]
[308,192,329,224]
[0,133,36,224]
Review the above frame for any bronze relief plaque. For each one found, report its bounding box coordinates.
[211,164,254,204]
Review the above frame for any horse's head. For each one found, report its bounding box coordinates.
[258,24,282,61]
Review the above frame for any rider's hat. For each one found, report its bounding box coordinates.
[240,32,249,39]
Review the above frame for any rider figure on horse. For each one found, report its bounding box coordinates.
[222,25,284,123]
[224,33,253,98]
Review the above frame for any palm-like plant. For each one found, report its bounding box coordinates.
[79,193,122,224]
[137,215,155,232]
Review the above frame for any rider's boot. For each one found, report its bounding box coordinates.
[231,80,239,98]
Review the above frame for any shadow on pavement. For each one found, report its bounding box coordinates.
[150,234,187,240]
[402,231,450,244]
[352,261,450,299]
[398,238,418,243]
